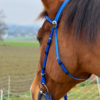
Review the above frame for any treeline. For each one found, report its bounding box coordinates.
[0,10,7,40]
[7,24,39,37]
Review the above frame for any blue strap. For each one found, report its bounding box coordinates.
[45,16,53,24]
[45,92,52,100]
[55,28,59,58]
[41,76,46,85]
[55,0,69,22]
[40,28,54,85]
[54,23,91,80]
[64,94,67,100]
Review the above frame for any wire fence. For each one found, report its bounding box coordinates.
[0,75,100,100]
[0,74,35,100]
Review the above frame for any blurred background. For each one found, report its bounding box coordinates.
[0,0,43,41]
[0,0,100,100]
[0,0,43,100]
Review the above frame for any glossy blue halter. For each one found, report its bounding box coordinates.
[39,0,91,100]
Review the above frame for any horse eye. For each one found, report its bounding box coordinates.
[38,38,42,43]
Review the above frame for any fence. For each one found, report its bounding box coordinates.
[67,76,100,100]
[0,89,3,100]
[0,75,100,100]
[0,74,35,100]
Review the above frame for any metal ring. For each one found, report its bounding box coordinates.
[52,20,57,28]
[39,83,49,93]
[41,73,45,76]
[49,38,51,40]
[39,90,45,95]
[56,57,59,59]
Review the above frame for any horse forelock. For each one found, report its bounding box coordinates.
[65,0,100,43]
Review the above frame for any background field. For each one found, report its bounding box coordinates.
[0,41,39,47]
[0,41,40,99]
[0,41,39,77]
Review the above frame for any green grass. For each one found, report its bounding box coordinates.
[67,84,99,100]
[5,36,35,40]
[4,91,31,100]
[0,41,39,47]
[3,84,99,100]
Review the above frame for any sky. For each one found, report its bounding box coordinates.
[0,0,43,25]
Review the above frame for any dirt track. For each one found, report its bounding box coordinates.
[0,46,40,77]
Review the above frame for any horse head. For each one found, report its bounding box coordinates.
[31,0,100,100]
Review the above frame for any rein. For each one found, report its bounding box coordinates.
[39,0,91,100]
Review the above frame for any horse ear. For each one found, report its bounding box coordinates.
[41,0,64,18]
[41,0,56,8]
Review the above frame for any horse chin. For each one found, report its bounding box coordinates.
[37,91,46,100]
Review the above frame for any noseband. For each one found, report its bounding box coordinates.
[39,0,91,100]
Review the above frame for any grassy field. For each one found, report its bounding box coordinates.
[64,84,99,100]
[0,45,39,77]
[0,41,39,47]
[5,36,35,40]
[4,84,100,100]
[0,41,40,99]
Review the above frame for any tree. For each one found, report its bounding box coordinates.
[0,10,7,40]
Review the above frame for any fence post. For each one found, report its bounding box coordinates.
[93,74,95,83]
[8,76,10,99]
[96,76,100,97]
[0,89,3,100]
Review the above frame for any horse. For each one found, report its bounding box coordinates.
[31,0,100,100]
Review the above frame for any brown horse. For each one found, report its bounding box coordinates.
[31,0,100,100]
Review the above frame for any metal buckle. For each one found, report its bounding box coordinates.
[52,20,57,28]
[49,38,51,40]
[41,73,45,77]
[39,83,49,95]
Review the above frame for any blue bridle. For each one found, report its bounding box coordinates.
[40,0,91,100]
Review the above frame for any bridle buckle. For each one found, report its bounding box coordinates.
[52,20,57,28]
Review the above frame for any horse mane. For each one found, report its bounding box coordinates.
[65,0,100,43]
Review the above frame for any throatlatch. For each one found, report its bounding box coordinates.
[39,0,91,100]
